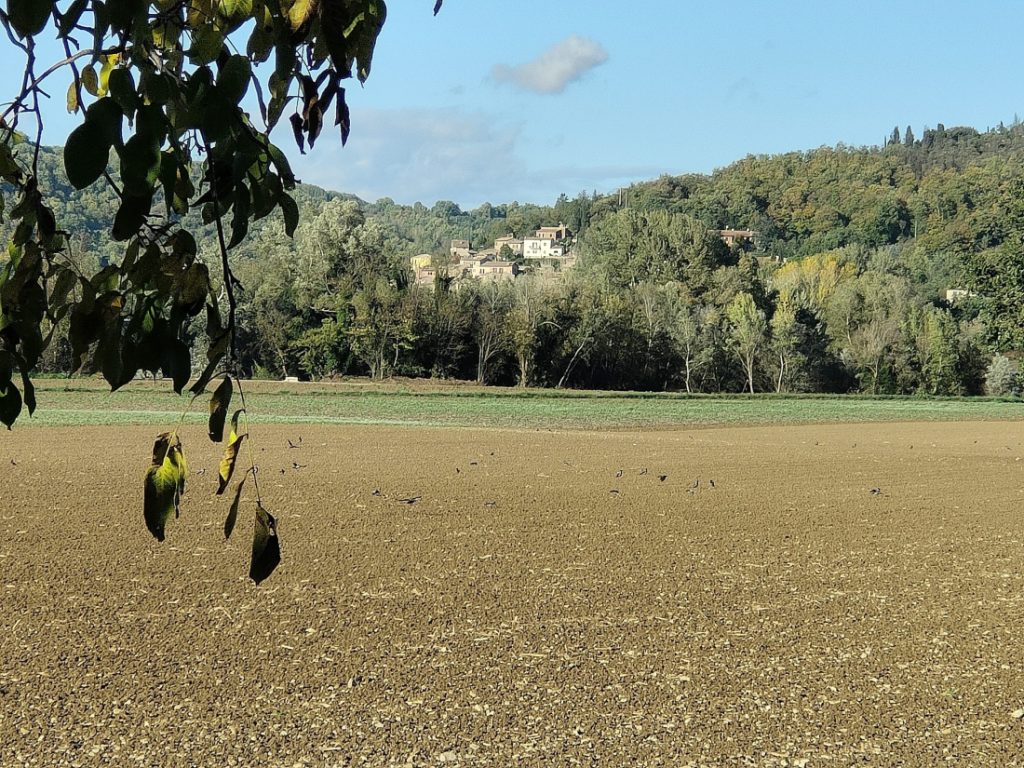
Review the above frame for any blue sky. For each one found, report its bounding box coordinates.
[3,1,1024,206]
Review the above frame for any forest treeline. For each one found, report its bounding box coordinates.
[20,120,1024,394]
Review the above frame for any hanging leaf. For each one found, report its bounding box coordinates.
[64,122,110,189]
[143,432,188,541]
[218,434,246,494]
[219,0,255,25]
[81,64,99,96]
[66,82,79,113]
[6,0,51,37]
[107,68,138,118]
[208,375,233,441]
[217,409,247,494]
[320,0,387,82]
[224,470,248,540]
[280,193,299,237]
[249,503,281,584]
[19,367,36,416]
[118,133,162,197]
[287,0,319,32]
[217,54,252,106]
[266,143,295,187]
[227,184,251,248]
[335,87,350,145]
[58,0,88,36]
[112,193,153,241]
[160,338,191,394]
[97,53,121,96]
[228,407,244,443]
[190,24,224,65]
[289,113,306,154]
[0,381,22,429]
[84,98,124,147]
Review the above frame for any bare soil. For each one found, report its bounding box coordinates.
[2,421,1024,766]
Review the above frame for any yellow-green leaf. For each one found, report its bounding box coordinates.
[208,375,233,441]
[81,64,99,97]
[228,407,244,443]
[218,0,254,21]
[143,432,187,541]
[98,54,121,97]
[66,82,79,113]
[250,503,281,584]
[287,0,319,31]
[217,432,246,494]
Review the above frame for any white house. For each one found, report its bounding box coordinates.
[522,237,566,259]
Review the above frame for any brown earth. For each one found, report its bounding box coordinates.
[2,421,1024,767]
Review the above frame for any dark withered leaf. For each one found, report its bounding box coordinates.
[208,375,233,442]
[249,502,281,584]
[224,470,248,540]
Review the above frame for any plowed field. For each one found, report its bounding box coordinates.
[3,420,1024,766]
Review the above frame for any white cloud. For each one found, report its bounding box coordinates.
[492,35,608,95]
[288,107,657,207]
[291,107,524,204]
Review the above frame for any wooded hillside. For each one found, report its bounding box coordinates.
[18,121,1024,394]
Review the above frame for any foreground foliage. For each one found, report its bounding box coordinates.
[0,0,443,581]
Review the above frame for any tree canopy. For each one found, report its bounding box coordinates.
[0,0,441,425]
[0,0,441,582]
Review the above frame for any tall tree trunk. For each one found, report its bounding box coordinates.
[776,353,785,393]
[557,337,590,389]
[746,354,755,394]
[276,346,289,378]
[476,346,486,385]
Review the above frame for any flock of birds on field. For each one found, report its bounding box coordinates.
[6,436,915,504]
[0,435,1009,510]
[206,435,732,508]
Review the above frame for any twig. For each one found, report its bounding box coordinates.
[0,48,106,126]
[201,137,237,361]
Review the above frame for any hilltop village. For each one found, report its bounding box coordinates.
[411,225,758,287]
[411,224,579,287]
